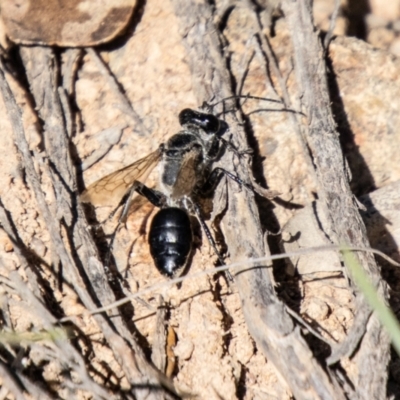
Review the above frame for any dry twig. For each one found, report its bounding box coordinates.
[170,1,348,398]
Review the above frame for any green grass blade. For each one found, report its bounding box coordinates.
[342,249,400,355]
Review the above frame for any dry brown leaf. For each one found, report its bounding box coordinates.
[0,0,136,46]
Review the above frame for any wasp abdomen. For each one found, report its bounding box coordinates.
[149,208,193,277]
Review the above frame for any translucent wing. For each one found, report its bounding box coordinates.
[170,147,202,198]
[81,147,162,206]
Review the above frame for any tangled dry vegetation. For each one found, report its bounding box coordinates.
[1,0,400,399]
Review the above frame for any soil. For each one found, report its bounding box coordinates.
[1,0,400,399]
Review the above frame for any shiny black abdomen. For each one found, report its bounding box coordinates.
[148,207,193,277]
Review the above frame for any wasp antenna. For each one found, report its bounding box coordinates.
[208,94,282,108]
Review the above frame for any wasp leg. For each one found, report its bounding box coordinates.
[200,167,250,195]
[202,167,273,200]
[210,167,280,199]
[118,181,167,224]
[106,181,167,271]
[220,137,253,157]
[191,200,233,282]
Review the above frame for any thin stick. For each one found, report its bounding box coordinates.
[59,244,399,318]
[324,0,341,49]
[87,48,148,136]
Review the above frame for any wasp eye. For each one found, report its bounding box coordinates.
[179,108,220,134]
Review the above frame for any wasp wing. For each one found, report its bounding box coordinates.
[170,147,202,198]
[81,147,162,207]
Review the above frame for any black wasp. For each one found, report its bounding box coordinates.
[82,107,252,278]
